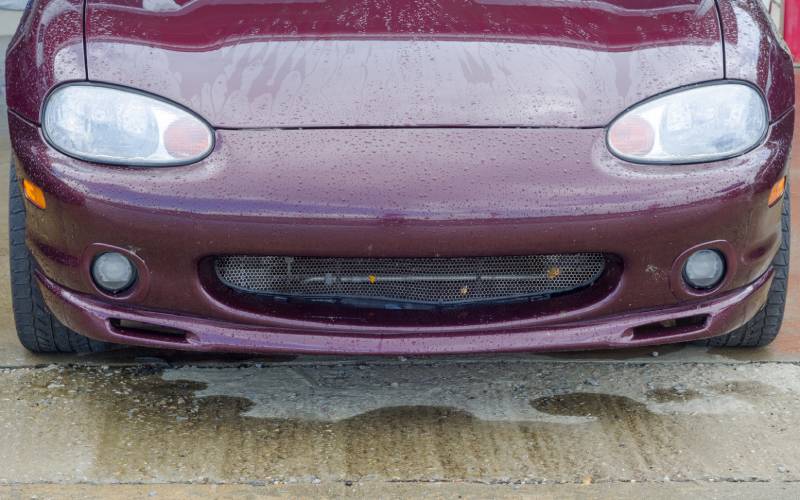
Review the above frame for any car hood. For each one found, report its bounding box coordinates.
[85,0,723,128]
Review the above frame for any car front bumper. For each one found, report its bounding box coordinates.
[9,109,793,354]
[36,267,773,354]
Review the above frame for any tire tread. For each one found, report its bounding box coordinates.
[699,182,791,348]
[8,163,109,353]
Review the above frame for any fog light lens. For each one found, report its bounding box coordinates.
[91,252,136,293]
[683,249,725,290]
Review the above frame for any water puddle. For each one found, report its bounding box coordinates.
[645,387,702,403]
[1,362,799,483]
[532,392,650,418]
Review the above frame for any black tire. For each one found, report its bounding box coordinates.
[9,163,110,353]
[699,183,791,348]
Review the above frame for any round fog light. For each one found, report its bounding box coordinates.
[683,249,725,290]
[91,252,136,293]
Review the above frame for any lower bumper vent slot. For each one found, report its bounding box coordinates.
[110,319,190,344]
[631,315,709,340]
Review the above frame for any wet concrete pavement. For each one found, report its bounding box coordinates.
[2,360,800,497]
[3,37,800,499]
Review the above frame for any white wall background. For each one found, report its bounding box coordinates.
[767,0,785,34]
[0,1,25,10]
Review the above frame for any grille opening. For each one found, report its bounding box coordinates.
[214,254,607,310]
[631,315,708,340]
[110,319,190,344]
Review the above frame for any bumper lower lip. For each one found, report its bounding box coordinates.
[36,267,773,356]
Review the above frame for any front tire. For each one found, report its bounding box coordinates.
[8,163,109,353]
[700,183,791,348]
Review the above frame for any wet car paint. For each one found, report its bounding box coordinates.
[81,0,724,128]
[718,0,795,121]
[34,268,773,354]
[4,0,795,354]
[4,0,85,126]
[11,111,790,330]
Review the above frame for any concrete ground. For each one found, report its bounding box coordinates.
[3,21,800,500]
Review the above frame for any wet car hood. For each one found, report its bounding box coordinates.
[85,0,723,128]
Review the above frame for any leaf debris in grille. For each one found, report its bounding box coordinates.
[214,254,606,307]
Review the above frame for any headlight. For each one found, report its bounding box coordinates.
[43,84,214,166]
[607,82,767,164]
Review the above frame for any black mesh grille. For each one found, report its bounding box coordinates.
[214,254,606,308]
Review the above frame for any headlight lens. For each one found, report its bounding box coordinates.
[607,83,767,164]
[43,84,214,166]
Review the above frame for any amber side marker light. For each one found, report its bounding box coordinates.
[22,179,46,209]
[768,176,787,207]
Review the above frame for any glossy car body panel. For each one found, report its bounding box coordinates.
[84,0,724,127]
[4,0,86,124]
[5,0,795,354]
[9,108,792,349]
[36,268,773,355]
[717,0,795,121]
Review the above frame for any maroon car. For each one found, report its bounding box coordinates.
[5,0,793,355]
